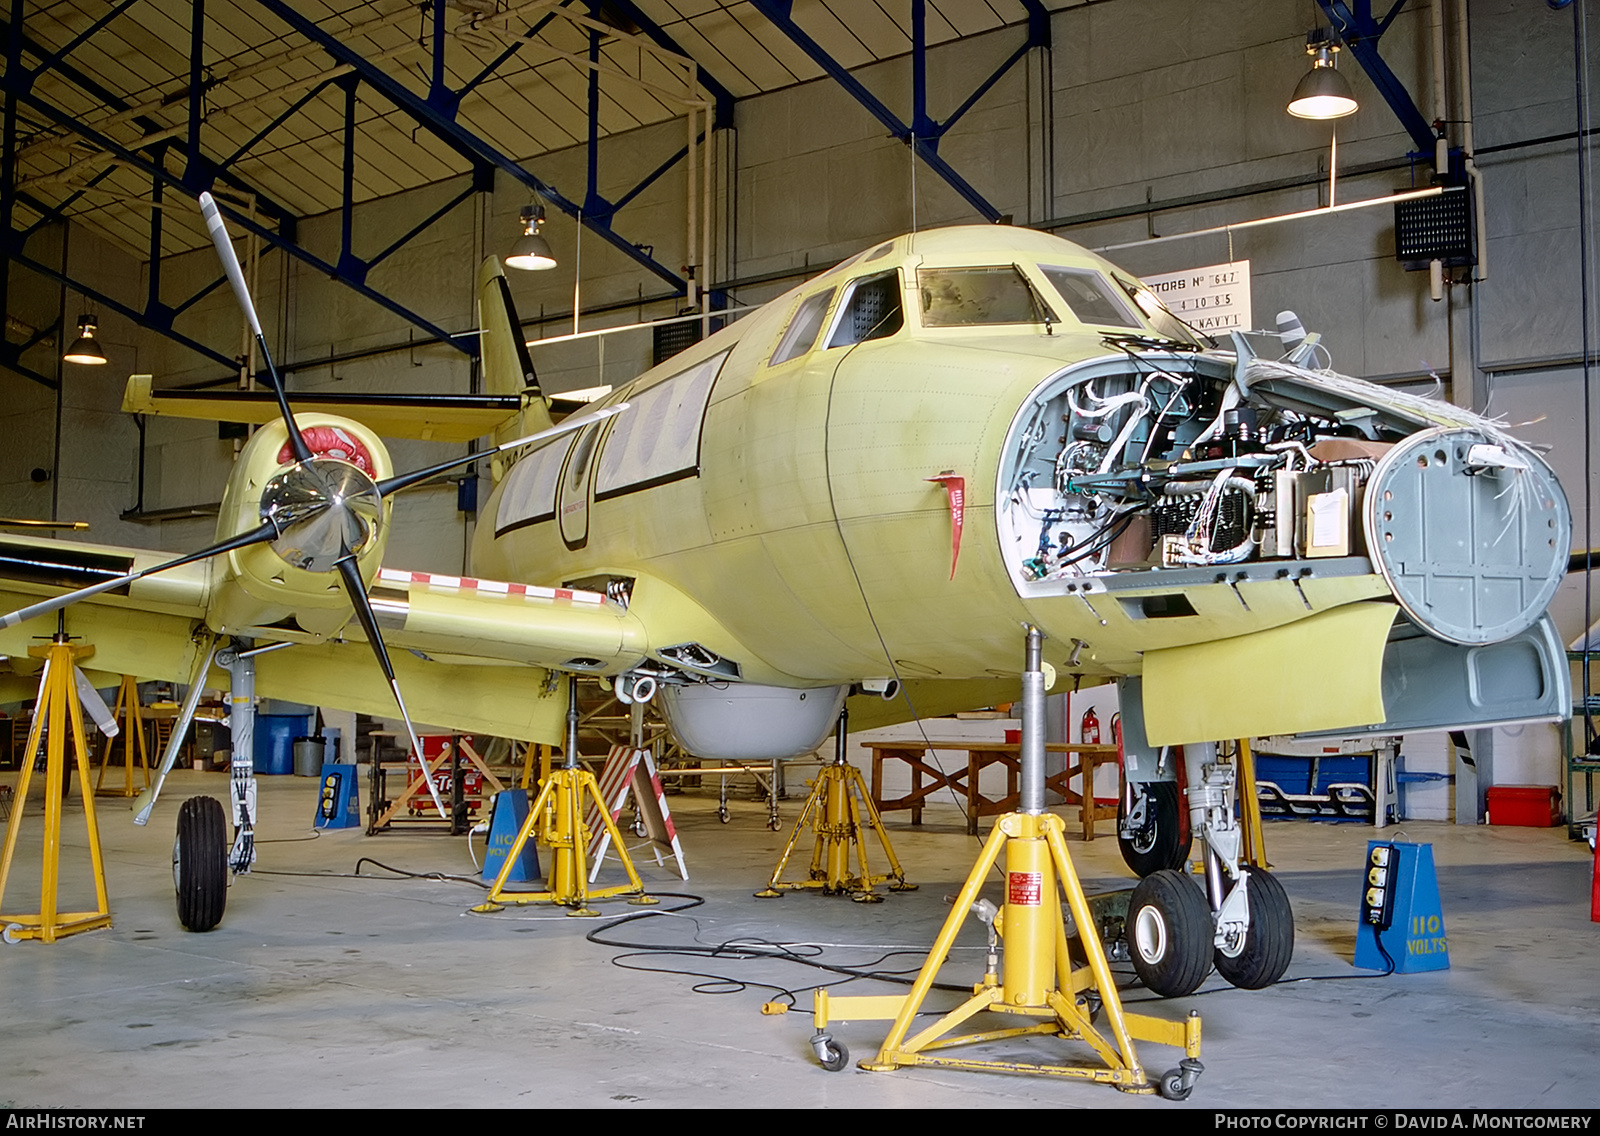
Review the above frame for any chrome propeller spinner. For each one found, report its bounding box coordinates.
[260,457,383,573]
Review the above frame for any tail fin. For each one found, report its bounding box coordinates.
[478,257,554,434]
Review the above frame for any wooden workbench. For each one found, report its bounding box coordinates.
[865,740,1121,838]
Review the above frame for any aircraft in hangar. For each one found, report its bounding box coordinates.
[0,198,1571,996]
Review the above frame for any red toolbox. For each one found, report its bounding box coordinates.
[1485,785,1561,827]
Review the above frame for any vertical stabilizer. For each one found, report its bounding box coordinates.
[478,257,554,435]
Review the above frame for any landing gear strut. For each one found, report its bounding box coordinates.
[1123,741,1296,995]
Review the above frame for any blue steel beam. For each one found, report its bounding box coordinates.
[19,164,118,240]
[611,136,698,217]
[13,244,236,372]
[1320,0,1439,154]
[0,16,298,237]
[596,0,737,128]
[250,0,686,293]
[367,177,482,272]
[28,0,143,80]
[7,84,473,356]
[453,5,567,108]
[220,78,334,169]
[746,0,1047,222]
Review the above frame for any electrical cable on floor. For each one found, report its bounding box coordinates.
[581,891,975,1009]
[254,830,322,844]
[248,855,489,888]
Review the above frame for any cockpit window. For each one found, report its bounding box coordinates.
[769,287,836,366]
[917,266,1055,327]
[1113,274,1211,347]
[828,270,903,347]
[1039,266,1142,329]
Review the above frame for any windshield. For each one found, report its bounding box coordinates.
[1039,266,1142,329]
[917,266,1055,327]
[1112,274,1211,347]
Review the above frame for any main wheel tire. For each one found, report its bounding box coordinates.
[1119,780,1191,877]
[174,796,227,933]
[1127,868,1211,997]
[1214,866,1295,990]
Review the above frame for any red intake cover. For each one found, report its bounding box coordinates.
[277,426,375,473]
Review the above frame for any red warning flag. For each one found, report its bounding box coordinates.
[926,472,964,580]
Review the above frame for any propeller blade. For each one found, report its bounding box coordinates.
[134,634,220,826]
[374,402,629,497]
[197,192,312,465]
[0,520,279,631]
[334,556,449,819]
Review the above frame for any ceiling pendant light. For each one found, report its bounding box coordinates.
[63,314,107,365]
[506,204,557,271]
[1288,31,1359,120]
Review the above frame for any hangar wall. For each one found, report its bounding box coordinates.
[1,0,1593,788]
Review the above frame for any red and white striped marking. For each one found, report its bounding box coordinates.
[587,744,686,882]
[378,568,605,605]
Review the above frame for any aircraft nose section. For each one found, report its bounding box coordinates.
[1363,427,1569,645]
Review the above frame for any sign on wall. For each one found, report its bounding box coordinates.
[1141,260,1252,335]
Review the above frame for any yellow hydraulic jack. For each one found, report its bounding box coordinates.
[0,631,112,944]
[474,678,657,917]
[756,708,915,903]
[95,675,150,798]
[806,629,1203,1100]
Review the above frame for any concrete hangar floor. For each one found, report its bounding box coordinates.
[0,769,1594,1110]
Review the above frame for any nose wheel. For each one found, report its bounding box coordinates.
[1126,869,1211,997]
[1119,779,1190,877]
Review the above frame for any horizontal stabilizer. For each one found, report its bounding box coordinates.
[123,375,521,443]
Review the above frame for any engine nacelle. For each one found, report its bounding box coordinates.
[208,415,394,637]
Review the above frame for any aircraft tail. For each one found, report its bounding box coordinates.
[477,256,554,435]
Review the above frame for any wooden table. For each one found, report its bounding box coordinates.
[867,740,1121,838]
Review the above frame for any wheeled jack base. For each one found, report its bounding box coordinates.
[808,810,1201,1098]
[472,765,657,917]
[756,710,915,902]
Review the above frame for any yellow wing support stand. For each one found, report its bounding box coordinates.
[806,629,1203,1101]
[473,678,656,918]
[95,675,150,798]
[0,635,112,944]
[756,709,915,903]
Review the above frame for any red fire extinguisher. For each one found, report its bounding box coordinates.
[1081,706,1101,745]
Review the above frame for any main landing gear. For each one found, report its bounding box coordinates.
[1119,742,1294,998]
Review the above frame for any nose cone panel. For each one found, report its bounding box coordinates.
[1364,428,1569,645]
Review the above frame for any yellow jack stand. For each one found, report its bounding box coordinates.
[473,764,657,916]
[756,711,914,902]
[806,630,1201,1100]
[0,637,112,944]
[812,810,1201,1096]
[95,675,150,798]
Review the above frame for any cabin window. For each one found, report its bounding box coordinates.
[770,287,836,366]
[827,270,903,347]
[595,349,728,500]
[917,266,1056,327]
[1039,266,1142,329]
[493,435,571,535]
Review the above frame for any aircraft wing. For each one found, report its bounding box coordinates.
[0,540,648,745]
[123,375,521,443]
